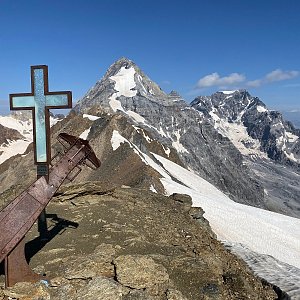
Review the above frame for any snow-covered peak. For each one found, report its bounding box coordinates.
[110,66,137,97]
[109,66,137,112]
[74,58,187,115]
[219,90,237,95]
[191,91,300,165]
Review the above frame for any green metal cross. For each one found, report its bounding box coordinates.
[10,65,72,165]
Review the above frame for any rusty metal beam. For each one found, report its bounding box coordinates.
[0,133,101,286]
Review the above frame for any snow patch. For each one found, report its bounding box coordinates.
[109,66,137,112]
[209,111,220,122]
[79,128,91,140]
[209,111,267,159]
[109,94,125,113]
[126,111,146,124]
[158,127,167,138]
[0,139,31,164]
[133,126,152,143]
[136,74,147,95]
[284,151,299,163]
[83,114,100,121]
[150,185,157,193]
[172,130,188,153]
[220,90,237,95]
[50,116,60,126]
[286,131,299,143]
[257,105,267,113]
[111,130,128,151]
[162,145,171,157]
[110,66,137,98]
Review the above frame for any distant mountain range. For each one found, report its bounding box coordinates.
[0,58,300,298]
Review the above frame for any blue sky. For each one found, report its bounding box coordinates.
[0,0,299,115]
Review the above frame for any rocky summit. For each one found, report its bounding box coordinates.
[0,184,277,299]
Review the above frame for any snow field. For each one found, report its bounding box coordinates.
[0,139,31,164]
[110,129,300,271]
[152,153,300,269]
[110,128,300,295]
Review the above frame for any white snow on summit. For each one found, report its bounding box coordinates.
[109,66,137,113]
[220,90,237,95]
[110,66,137,98]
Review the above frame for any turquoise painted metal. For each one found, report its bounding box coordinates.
[10,65,72,164]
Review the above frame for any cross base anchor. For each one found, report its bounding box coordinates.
[5,238,45,287]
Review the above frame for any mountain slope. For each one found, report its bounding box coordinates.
[191,90,300,218]
[0,112,62,165]
[0,112,33,164]
[73,58,264,207]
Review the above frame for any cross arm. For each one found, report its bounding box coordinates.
[10,93,35,110]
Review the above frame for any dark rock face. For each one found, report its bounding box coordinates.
[0,184,276,299]
[73,58,264,207]
[191,90,300,168]
[191,90,300,217]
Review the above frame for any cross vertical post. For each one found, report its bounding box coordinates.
[9,65,72,238]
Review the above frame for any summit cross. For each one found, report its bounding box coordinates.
[10,65,72,166]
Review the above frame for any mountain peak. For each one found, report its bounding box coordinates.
[115,56,132,63]
[216,89,251,97]
[169,90,180,97]
[191,90,300,166]
[74,58,184,114]
[109,57,136,70]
